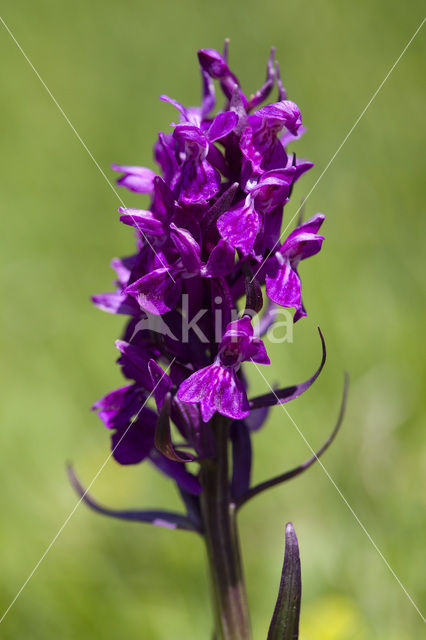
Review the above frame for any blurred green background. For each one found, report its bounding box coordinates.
[0,1,425,638]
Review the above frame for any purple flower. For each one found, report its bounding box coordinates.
[112,164,157,194]
[92,385,156,465]
[198,48,247,106]
[217,167,296,257]
[264,213,325,320]
[240,100,302,174]
[177,317,270,422]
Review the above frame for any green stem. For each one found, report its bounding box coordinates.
[200,417,252,640]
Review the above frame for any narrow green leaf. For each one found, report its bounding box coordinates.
[267,522,301,640]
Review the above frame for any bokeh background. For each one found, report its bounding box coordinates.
[0,1,425,638]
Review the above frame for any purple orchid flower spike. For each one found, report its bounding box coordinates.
[76,42,346,640]
[177,316,270,422]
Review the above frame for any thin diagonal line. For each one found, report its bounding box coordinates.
[0,15,175,283]
[251,360,426,623]
[0,358,176,625]
[251,16,425,283]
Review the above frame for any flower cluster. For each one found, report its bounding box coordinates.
[91,45,326,500]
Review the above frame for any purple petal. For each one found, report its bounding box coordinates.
[283,212,325,242]
[151,176,176,222]
[198,48,230,78]
[112,164,155,177]
[247,338,270,365]
[177,364,249,422]
[240,123,287,174]
[250,167,295,212]
[172,124,221,204]
[224,315,254,338]
[118,208,165,236]
[160,94,189,122]
[281,213,325,261]
[197,48,246,105]
[115,339,153,388]
[292,157,314,182]
[112,164,156,194]
[125,267,182,315]
[154,133,179,187]
[281,232,324,263]
[265,258,302,313]
[178,158,221,206]
[254,100,302,136]
[92,384,138,429]
[111,408,157,465]
[217,196,261,256]
[110,255,138,286]
[207,111,239,142]
[92,385,152,439]
[173,123,207,155]
[201,240,235,277]
[91,292,140,315]
[220,316,270,365]
[170,223,201,273]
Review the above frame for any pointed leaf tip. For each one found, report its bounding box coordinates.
[267,522,301,640]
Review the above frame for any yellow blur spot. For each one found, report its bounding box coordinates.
[300,595,365,640]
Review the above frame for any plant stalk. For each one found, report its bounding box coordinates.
[200,417,252,640]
